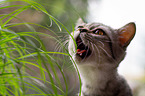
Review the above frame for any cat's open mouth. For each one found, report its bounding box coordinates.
[76,35,91,59]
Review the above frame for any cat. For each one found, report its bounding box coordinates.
[68,18,136,96]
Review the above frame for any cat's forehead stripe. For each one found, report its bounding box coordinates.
[88,23,107,31]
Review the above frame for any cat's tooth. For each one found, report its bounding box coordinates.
[77,52,81,56]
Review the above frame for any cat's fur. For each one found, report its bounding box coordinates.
[68,19,136,96]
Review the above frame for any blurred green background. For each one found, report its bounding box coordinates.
[0,0,88,96]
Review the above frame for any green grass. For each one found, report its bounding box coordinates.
[0,0,82,96]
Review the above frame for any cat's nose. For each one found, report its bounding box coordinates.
[79,28,88,33]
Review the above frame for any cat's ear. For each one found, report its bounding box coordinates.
[76,18,84,25]
[118,22,136,47]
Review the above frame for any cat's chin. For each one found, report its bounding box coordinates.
[74,54,90,62]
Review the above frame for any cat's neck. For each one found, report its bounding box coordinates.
[77,64,122,96]
[78,64,118,88]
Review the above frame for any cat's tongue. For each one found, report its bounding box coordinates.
[77,49,86,56]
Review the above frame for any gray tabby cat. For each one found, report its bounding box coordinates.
[68,18,136,96]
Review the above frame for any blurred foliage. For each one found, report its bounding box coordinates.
[0,0,89,49]
[35,0,88,31]
[0,0,88,95]
[5,0,88,32]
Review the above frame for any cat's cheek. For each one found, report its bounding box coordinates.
[73,54,90,64]
[68,42,75,56]
[71,30,80,39]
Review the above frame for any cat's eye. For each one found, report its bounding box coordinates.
[94,29,105,35]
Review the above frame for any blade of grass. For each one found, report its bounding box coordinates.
[1,5,31,28]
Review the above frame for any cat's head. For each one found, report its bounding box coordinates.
[68,18,136,70]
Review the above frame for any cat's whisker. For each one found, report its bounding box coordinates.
[98,46,118,64]
[80,41,90,62]
[98,46,112,58]
[54,37,69,53]
[90,42,95,56]
[63,40,69,47]
[86,35,93,42]
[98,41,104,47]
[84,45,89,58]
[93,43,101,65]
[103,40,111,43]
[54,41,62,52]
[77,42,83,47]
